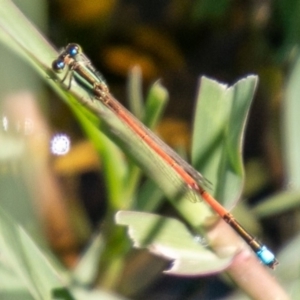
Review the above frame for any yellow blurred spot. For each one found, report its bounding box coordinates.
[58,0,117,24]
[53,140,100,175]
[103,46,159,81]
[133,26,185,70]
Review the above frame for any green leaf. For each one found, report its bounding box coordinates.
[252,190,300,217]
[192,76,257,208]
[0,0,56,78]
[283,52,300,189]
[71,288,128,300]
[0,207,71,300]
[0,262,33,300]
[275,0,300,58]
[134,179,165,211]
[125,78,169,203]
[143,81,168,129]
[127,66,144,119]
[72,107,129,208]
[275,233,300,282]
[71,233,105,286]
[116,211,232,275]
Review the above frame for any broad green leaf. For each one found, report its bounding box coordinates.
[116,211,232,275]
[192,76,257,208]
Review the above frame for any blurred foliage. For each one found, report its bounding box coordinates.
[1,0,300,299]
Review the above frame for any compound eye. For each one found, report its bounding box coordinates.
[52,59,65,72]
[66,43,82,57]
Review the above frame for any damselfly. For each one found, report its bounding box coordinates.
[52,43,278,269]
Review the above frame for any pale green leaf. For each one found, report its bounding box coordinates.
[274,233,300,282]
[0,207,72,300]
[283,52,300,189]
[71,233,105,286]
[192,76,257,208]
[252,190,300,217]
[71,287,128,300]
[116,211,232,276]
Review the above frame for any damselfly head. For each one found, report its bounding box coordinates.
[52,43,82,73]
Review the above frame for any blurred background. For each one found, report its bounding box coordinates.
[1,0,300,299]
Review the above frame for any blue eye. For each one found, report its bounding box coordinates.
[67,43,81,57]
[52,59,65,72]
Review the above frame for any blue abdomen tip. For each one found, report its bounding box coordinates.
[256,246,276,266]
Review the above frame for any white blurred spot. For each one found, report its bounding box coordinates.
[50,133,71,155]
[2,116,8,131]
